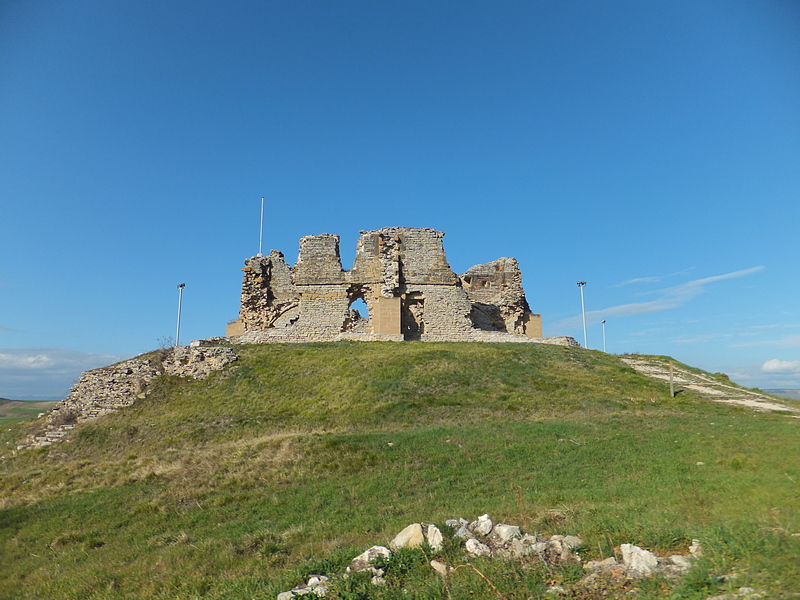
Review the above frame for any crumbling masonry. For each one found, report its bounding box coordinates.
[225,227,574,346]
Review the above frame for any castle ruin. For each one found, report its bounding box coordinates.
[225,227,572,345]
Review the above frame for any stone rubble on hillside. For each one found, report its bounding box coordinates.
[17,346,237,451]
[275,514,714,599]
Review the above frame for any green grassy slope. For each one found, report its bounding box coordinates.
[1,343,798,599]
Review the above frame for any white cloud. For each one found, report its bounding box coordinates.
[552,266,765,330]
[609,267,696,288]
[732,334,800,348]
[610,276,662,287]
[762,359,800,374]
[0,348,126,399]
[673,333,732,344]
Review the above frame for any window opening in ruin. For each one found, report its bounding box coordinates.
[343,295,370,333]
[350,297,368,318]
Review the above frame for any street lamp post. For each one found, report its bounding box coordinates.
[258,196,264,256]
[601,319,606,353]
[175,283,186,347]
[577,281,587,349]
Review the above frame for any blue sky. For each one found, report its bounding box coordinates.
[1,1,799,399]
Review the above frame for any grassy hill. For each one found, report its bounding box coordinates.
[1,342,799,599]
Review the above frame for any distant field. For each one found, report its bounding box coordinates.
[0,399,58,425]
[764,389,800,401]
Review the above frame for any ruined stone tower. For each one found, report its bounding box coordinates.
[226,227,548,343]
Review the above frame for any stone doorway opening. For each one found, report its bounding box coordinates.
[402,295,425,340]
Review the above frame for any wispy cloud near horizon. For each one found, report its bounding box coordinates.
[0,348,126,399]
[609,267,697,288]
[732,333,800,348]
[552,266,765,330]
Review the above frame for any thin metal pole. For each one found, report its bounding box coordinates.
[258,196,264,256]
[601,319,606,353]
[175,283,185,347]
[577,281,587,348]
[670,362,675,397]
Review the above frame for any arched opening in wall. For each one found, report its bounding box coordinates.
[350,297,368,318]
[343,295,370,333]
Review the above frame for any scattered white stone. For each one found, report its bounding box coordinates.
[621,543,659,577]
[455,525,473,539]
[509,538,525,558]
[426,524,444,550]
[430,560,448,577]
[307,575,328,587]
[465,538,492,557]
[391,523,424,549]
[563,535,583,549]
[348,545,391,572]
[470,514,493,536]
[371,576,386,585]
[546,585,566,594]
[525,541,547,556]
[669,554,693,570]
[493,524,521,541]
[689,539,702,555]
[584,557,618,571]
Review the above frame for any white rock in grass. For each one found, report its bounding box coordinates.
[470,514,493,536]
[391,523,424,549]
[564,535,583,549]
[621,543,659,577]
[277,587,314,600]
[465,538,492,557]
[426,524,444,550]
[493,524,520,541]
[669,555,693,571]
[510,538,525,558]
[430,560,448,577]
[349,545,391,572]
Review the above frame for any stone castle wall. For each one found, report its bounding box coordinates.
[226,227,570,345]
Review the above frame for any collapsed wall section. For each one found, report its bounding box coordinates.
[461,258,542,337]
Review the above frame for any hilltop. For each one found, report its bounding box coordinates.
[1,342,799,599]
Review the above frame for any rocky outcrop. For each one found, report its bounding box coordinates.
[19,347,237,450]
